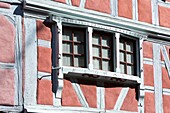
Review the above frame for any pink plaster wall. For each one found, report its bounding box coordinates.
[36,20,51,41]
[144,64,154,86]
[118,0,132,19]
[159,6,170,28]
[105,87,122,110]
[0,15,15,63]
[0,2,11,9]
[37,46,52,73]
[37,79,53,105]
[145,92,155,113]
[138,0,152,24]
[121,89,138,112]
[162,67,170,89]
[53,0,66,4]
[62,79,82,106]
[143,41,153,59]
[71,0,80,7]
[80,83,97,108]
[163,95,170,113]
[0,69,15,105]
[85,0,111,14]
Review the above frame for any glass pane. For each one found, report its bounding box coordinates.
[73,31,84,42]
[120,64,125,74]
[92,34,100,45]
[93,47,100,57]
[102,60,110,71]
[120,52,125,62]
[102,48,110,58]
[127,54,133,63]
[102,37,110,46]
[63,30,72,41]
[63,43,73,53]
[74,56,85,67]
[127,65,134,75]
[63,55,73,66]
[74,44,84,54]
[126,42,133,52]
[120,42,124,50]
[93,58,100,70]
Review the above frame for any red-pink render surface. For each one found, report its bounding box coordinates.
[0,2,11,9]
[0,69,15,105]
[37,46,52,73]
[118,0,132,19]
[0,15,15,63]
[71,0,80,7]
[105,87,122,110]
[120,89,138,112]
[62,79,82,106]
[144,64,154,86]
[145,92,155,113]
[85,0,111,14]
[37,79,53,105]
[138,0,152,23]
[159,6,170,28]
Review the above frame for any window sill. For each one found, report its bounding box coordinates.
[62,66,141,85]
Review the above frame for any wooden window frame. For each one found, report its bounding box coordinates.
[62,26,86,68]
[92,31,113,71]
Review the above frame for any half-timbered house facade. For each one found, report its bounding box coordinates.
[0,0,170,113]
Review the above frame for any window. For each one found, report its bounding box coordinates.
[62,26,86,67]
[119,37,136,75]
[62,26,138,76]
[92,31,113,71]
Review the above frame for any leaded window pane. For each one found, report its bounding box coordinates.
[127,65,134,75]
[63,55,73,66]
[102,60,110,71]
[93,47,100,57]
[93,58,100,69]
[74,44,84,54]
[63,43,73,53]
[120,52,125,62]
[102,48,110,58]
[74,56,84,67]
[127,53,133,63]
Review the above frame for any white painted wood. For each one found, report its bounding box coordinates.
[14,15,23,106]
[24,0,170,37]
[25,105,138,113]
[145,86,170,95]
[66,0,72,5]
[87,27,93,70]
[161,45,170,78]
[97,82,105,109]
[62,66,141,83]
[151,0,159,25]
[153,43,163,113]
[38,39,51,48]
[114,88,129,110]
[138,38,145,113]
[24,17,37,105]
[158,1,170,8]
[70,78,89,107]
[79,0,86,8]
[115,33,120,73]
[132,0,138,20]
[53,19,63,106]
[0,106,23,112]
[110,0,118,17]
[38,71,51,80]
[0,62,14,69]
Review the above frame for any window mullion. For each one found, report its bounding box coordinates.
[87,27,93,70]
[72,32,74,66]
[115,33,120,73]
